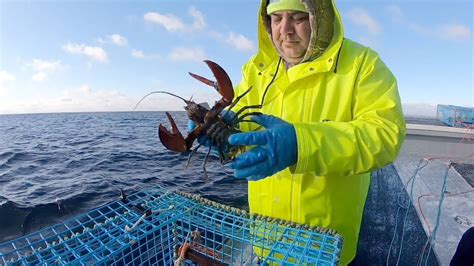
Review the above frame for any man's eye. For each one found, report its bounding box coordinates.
[272,18,282,23]
[270,15,282,22]
[294,16,308,23]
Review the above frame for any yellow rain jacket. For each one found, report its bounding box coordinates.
[233,0,406,264]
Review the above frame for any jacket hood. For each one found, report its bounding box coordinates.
[255,0,343,67]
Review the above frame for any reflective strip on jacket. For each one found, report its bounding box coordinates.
[233,0,406,264]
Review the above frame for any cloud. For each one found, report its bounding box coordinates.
[144,6,206,33]
[98,34,128,46]
[408,22,472,42]
[62,42,108,63]
[385,5,471,42]
[0,84,133,114]
[144,6,254,54]
[131,49,145,58]
[0,81,224,114]
[0,70,15,83]
[168,47,206,62]
[131,49,161,60]
[32,72,47,82]
[30,59,63,73]
[28,59,64,82]
[409,23,471,42]
[144,12,187,32]
[108,34,128,46]
[141,6,256,59]
[438,24,471,41]
[1,84,194,114]
[226,32,256,52]
[57,84,133,112]
[0,70,15,97]
[188,6,206,30]
[347,8,381,35]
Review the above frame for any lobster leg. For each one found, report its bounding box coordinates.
[202,144,212,181]
[226,86,253,113]
[158,112,188,152]
[185,143,202,169]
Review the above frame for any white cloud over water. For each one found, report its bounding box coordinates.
[144,6,255,54]
[62,43,108,63]
[168,47,206,62]
[385,5,471,42]
[0,70,15,98]
[145,12,186,32]
[347,8,381,35]
[0,83,223,114]
[98,34,128,46]
[131,49,161,60]
[144,6,205,33]
[189,6,206,30]
[226,32,255,52]
[0,85,133,114]
[438,24,471,41]
[0,70,15,83]
[28,59,64,82]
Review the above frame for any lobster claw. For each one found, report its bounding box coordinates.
[158,112,188,152]
[189,60,234,104]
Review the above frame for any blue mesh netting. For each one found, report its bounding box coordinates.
[0,186,342,265]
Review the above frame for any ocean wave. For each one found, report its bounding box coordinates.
[1,151,31,165]
[0,112,248,243]
[0,191,110,243]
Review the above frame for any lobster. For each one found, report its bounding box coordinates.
[134,60,259,179]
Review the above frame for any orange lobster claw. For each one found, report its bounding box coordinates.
[189,60,234,103]
[158,112,187,152]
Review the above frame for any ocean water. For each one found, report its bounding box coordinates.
[0,112,248,243]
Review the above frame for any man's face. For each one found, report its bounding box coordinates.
[270,11,311,65]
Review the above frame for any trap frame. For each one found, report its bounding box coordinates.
[0,186,342,265]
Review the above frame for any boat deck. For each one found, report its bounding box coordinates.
[393,118,473,265]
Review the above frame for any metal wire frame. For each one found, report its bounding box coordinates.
[0,186,342,265]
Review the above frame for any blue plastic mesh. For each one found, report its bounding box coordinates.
[0,186,342,265]
[437,104,474,127]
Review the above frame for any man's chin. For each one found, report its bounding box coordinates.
[282,56,302,65]
[282,49,303,58]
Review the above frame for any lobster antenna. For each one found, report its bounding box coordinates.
[133,91,188,111]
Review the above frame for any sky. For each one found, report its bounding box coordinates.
[0,0,472,116]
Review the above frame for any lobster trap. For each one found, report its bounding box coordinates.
[0,187,342,265]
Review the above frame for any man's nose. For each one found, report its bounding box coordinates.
[280,18,294,35]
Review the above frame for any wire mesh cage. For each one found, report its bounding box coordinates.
[0,186,342,265]
[437,104,474,128]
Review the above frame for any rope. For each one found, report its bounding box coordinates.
[421,162,452,266]
[174,190,340,238]
[386,158,429,266]
[395,159,427,265]
[174,231,191,266]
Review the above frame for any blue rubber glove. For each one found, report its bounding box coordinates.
[228,114,297,181]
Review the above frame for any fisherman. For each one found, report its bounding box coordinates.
[224,0,406,264]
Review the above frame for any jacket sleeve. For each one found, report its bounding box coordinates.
[292,50,406,176]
